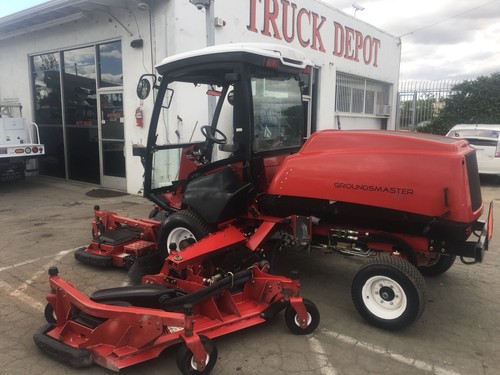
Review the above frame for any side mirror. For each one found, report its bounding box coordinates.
[136,74,158,100]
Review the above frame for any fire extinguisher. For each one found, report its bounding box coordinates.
[135,106,143,127]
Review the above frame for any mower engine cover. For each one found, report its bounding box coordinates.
[265,130,483,241]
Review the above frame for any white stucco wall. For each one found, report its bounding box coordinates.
[0,5,155,194]
[211,0,401,130]
[0,0,401,194]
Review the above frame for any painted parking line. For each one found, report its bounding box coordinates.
[0,248,461,375]
[321,329,461,375]
[0,248,76,273]
[0,247,77,312]
[308,336,338,375]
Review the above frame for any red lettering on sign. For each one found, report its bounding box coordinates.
[297,8,310,47]
[344,26,355,60]
[354,30,363,62]
[246,0,383,67]
[311,12,326,52]
[333,21,343,57]
[372,38,381,67]
[281,0,297,43]
[247,0,258,32]
[363,35,372,65]
[262,0,282,39]
[333,21,381,67]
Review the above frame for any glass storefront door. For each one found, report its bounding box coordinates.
[99,92,126,190]
[31,41,124,188]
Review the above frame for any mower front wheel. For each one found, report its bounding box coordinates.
[351,257,426,330]
[176,335,217,375]
[158,209,211,260]
[284,298,320,335]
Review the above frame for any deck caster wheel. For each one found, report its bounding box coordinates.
[351,257,426,330]
[44,303,56,324]
[284,298,320,335]
[176,335,217,375]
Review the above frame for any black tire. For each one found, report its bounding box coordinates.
[176,335,217,375]
[157,209,211,260]
[351,257,426,331]
[148,207,159,219]
[417,255,456,277]
[44,303,56,324]
[284,298,320,335]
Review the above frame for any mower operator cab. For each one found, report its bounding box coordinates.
[136,44,311,225]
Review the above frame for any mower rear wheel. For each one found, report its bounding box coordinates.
[417,255,456,277]
[158,209,211,260]
[44,303,56,324]
[176,335,217,375]
[284,298,320,335]
[351,257,426,331]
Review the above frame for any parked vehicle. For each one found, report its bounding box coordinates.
[0,100,44,181]
[73,43,492,332]
[446,124,500,178]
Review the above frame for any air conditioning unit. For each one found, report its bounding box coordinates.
[376,104,391,116]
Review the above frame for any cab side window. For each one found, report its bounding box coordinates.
[252,74,303,152]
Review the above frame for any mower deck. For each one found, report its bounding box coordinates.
[75,207,160,268]
[35,250,319,374]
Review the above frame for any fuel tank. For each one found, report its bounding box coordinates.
[266,130,483,227]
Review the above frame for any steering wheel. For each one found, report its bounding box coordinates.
[200,125,228,145]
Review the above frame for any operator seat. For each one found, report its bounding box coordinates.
[183,166,252,224]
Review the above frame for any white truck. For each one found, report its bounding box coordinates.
[0,100,45,182]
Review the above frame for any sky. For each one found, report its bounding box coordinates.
[327,0,500,81]
[1,0,499,82]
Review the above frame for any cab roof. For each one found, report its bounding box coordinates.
[155,43,311,77]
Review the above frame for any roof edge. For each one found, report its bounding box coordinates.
[0,0,85,26]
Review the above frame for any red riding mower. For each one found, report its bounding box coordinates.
[70,42,492,336]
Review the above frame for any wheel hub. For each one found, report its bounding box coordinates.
[379,286,395,301]
[167,227,196,252]
[361,275,408,320]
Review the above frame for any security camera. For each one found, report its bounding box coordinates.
[189,0,211,10]
[352,3,365,11]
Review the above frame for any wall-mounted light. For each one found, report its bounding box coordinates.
[130,38,144,48]
[214,16,226,27]
[137,2,149,11]
[189,0,211,10]
[352,3,365,18]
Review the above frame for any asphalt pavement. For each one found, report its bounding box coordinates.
[0,175,499,375]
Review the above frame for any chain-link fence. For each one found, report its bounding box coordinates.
[397,80,461,130]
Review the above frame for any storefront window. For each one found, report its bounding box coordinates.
[63,46,97,126]
[30,42,123,184]
[63,46,99,183]
[31,53,65,178]
[98,41,123,88]
[32,53,62,125]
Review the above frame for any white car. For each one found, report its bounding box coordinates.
[446,124,500,177]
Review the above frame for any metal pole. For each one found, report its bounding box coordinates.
[206,0,216,122]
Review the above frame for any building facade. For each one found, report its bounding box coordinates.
[0,0,401,194]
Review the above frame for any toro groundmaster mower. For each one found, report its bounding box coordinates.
[71,43,492,333]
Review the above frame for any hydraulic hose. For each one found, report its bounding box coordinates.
[160,268,253,311]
